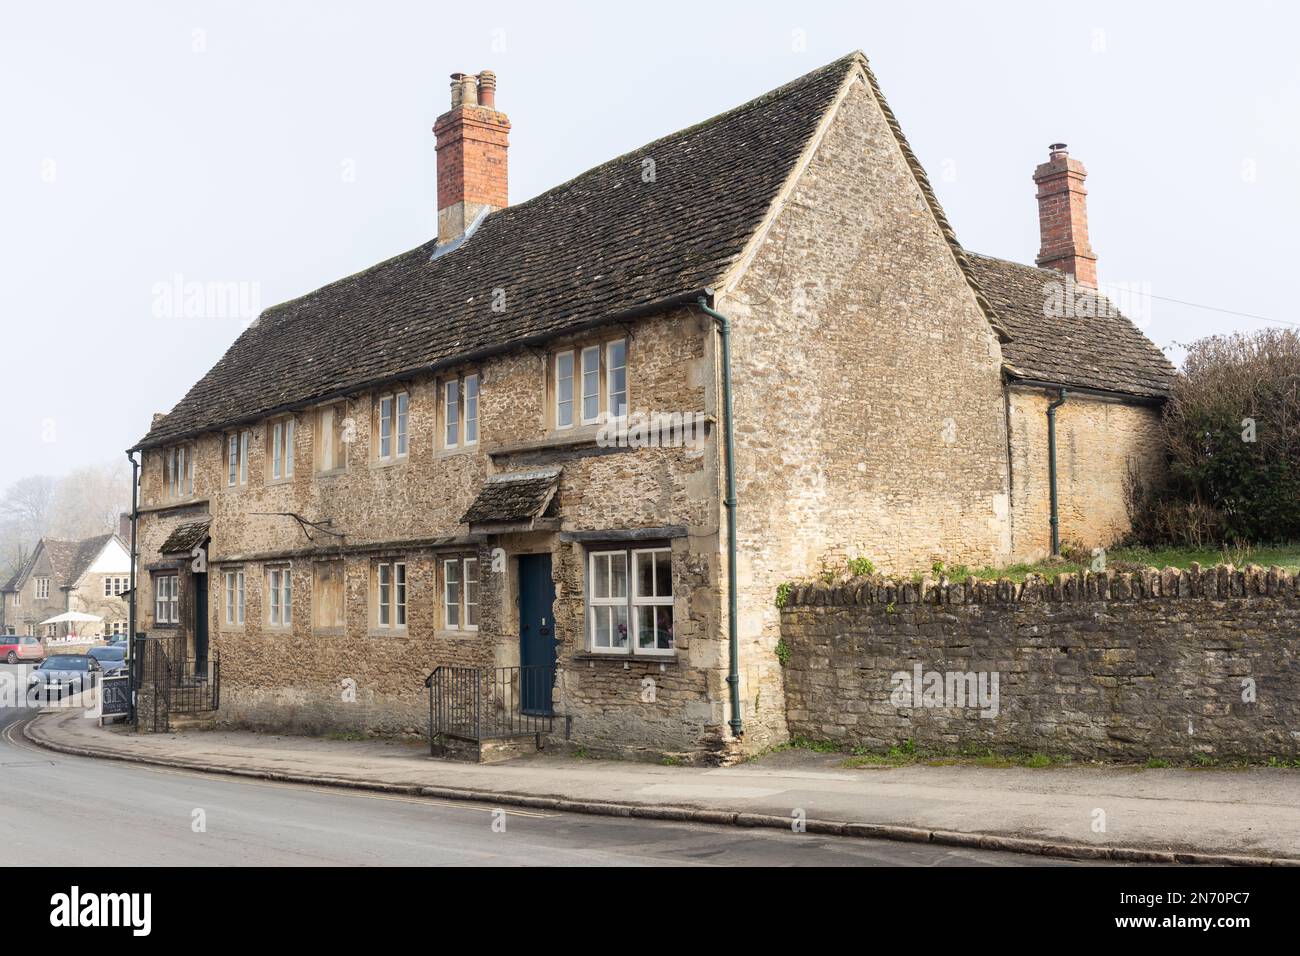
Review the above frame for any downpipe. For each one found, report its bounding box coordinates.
[126,450,140,725]
[1046,388,1068,557]
[697,295,743,739]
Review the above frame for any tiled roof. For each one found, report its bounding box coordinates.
[4,534,118,592]
[461,468,561,526]
[159,521,211,555]
[134,52,1174,451]
[1,566,25,592]
[967,253,1175,398]
[137,55,861,449]
[62,534,118,586]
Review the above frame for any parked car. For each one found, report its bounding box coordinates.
[87,645,127,674]
[0,635,45,665]
[27,654,100,698]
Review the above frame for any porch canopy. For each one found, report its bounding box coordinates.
[38,610,104,639]
[38,611,103,626]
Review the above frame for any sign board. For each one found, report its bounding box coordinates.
[99,673,131,719]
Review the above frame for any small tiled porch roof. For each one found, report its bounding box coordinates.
[159,520,211,555]
[461,468,561,527]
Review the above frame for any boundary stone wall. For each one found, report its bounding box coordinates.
[780,564,1300,760]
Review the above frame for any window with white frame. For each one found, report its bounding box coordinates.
[269,418,295,481]
[110,621,127,636]
[580,346,600,424]
[464,374,479,445]
[588,546,673,654]
[316,403,348,474]
[444,379,459,447]
[266,566,292,627]
[154,574,178,625]
[377,392,409,461]
[12,591,19,607]
[102,576,128,597]
[555,350,575,429]
[374,560,406,630]
[606,338,628,420]
[164,444,194,499]
[442,556,478,630]
[441,374,479,449]
[35,577,49,600]
[226,429,251,486]
[223,570,246,627]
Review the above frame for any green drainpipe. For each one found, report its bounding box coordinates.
[1047,387,1068,556]
[697,295,743,738]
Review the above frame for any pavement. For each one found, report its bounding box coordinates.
[0,686,1047,867]
[19,690,1300,866]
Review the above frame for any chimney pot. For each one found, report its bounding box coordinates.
[478,70,497,109]
[458,73,479,107]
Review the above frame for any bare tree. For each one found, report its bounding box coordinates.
[0,475,56,538]
[48,461,132,539]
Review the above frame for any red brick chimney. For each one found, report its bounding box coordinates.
[433,71,510,245]
[1033,143,1097,288]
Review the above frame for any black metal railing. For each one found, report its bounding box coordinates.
[131,636,220,731]
[425,665,555,748]
[169,655,220,715]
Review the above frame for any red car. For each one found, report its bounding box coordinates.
[0,635,45,665]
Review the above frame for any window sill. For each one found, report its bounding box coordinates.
[264,477,295,487]
[313,627,345,637]
[314,468,348,479]
[369,457,409,471]
[437,628,480,639]
[433,444,479,460]
[484,427,603,458]
[571,652,679,664]
[368,627,408,638]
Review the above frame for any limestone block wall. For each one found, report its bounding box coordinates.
[133,307,729,750]
[1007,387,1164,561]
[781,564,1300,760]
[723,72,1013,752]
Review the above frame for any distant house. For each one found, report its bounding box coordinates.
[0,534,131,641]
[130,52,1172,757]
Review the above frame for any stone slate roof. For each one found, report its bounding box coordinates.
[461,469,561,526]
[135,52,1173,451]
[4,534,118,592]
[967,253,1175,398]
[159,521,211,555]
[137,55,862,449]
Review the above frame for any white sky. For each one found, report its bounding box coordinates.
[2,0,1296,491]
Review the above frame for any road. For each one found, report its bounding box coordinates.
[0,664,1072,866]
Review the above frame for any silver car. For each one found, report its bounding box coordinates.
[27,654,101,699]
[87,645,127,675]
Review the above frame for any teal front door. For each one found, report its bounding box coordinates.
[517,554,555,715]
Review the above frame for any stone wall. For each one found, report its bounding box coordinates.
[1007,387,1164,561]
[134,308,731,756]
[780,564,1300,760]
[721,70,1013,752]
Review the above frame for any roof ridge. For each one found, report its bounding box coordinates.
[494,53,864,220]
[139,52,863,447]
[259,53,865,325]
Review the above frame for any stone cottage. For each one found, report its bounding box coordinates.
[129,52,1172,759]
[1,533,131,642]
